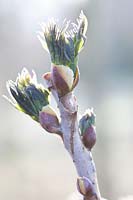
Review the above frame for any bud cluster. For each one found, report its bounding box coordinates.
[5,12,88,133]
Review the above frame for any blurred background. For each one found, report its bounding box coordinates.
[0,0,133,200]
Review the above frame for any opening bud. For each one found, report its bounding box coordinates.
[39,11,88,96]
[5,68,50,121]
[79,108,96,150]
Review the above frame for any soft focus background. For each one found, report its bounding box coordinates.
[0,0,133,200]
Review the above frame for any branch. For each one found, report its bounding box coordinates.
[5,11,107,200]
[44,74,101,200]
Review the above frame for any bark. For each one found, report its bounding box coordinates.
[44,77,102,200]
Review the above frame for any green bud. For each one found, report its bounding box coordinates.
[79,108,95,135]
[38,10,88,79]
[5,68,50,121]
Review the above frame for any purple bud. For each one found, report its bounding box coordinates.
[79,109,96,150]
[39,106,60,133]
[77,177,95,197]
[82,125,96,150]
[51,64,74,96]
[43,72,51,81]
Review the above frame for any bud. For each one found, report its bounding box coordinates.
[39,105,60,133]
[38,11,87,96]
[77,177,95,197]
[5,68,50,121]
[79,109,96,150]
[51,64,75,96]
[43,72,51,81]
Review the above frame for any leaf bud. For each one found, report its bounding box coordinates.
[5,68,50,121]
[77,177,95,197]
[79,108,96,150]
[39,105,60,133]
